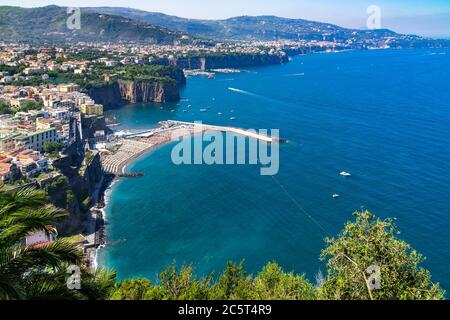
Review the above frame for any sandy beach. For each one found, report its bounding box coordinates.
[92,121,279,269]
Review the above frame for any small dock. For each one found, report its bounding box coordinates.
[100,121,285,175]
[159,120,282,143]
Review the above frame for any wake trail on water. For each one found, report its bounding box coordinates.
[228,87,255,95]
[284,73,305,77]
[228,87,294,108]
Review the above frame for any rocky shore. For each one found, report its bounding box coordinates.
[171,53,288,70]
[88,68,186,108]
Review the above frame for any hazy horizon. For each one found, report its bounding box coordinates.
[3,1,450,38]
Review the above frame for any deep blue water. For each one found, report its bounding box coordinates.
[98,49,450,291]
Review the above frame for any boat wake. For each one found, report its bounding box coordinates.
[285,73,305,77]
[425,52,447,56]
[228,87,254,95]
[228,87,295,108]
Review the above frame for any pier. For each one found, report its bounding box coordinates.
[138,120,280,143]
[100,121,283,175]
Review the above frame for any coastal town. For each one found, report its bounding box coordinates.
[0,27,448,269]
[0,40,297,182]
[0,1,449,304]
[0,40,299,266]
[0,36,361,185]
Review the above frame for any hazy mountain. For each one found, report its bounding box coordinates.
[0,5,190,44]
[85,6,400,42]
[1,5,447,47]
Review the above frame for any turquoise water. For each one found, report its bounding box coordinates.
[98,49,450,291]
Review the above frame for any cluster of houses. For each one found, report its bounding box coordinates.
[0,148,50,182]
[0,81,107,184]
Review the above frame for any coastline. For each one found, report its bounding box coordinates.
[93,121,280,269]
[92,126,200,269]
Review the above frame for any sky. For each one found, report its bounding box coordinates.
[4,0,450,37]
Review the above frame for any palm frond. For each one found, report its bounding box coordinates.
[1,239,83,276]
[0,205,67,247]
[0,187,48,219]
[79,267,117,300]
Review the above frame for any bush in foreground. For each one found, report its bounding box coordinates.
[110,211,445,300]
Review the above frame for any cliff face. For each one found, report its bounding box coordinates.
[88,83,125,107]
[88,68,186,108]
[116,80,180,103]
[52,151,103,235]
[172,54,288,70]
[89,80,181,108]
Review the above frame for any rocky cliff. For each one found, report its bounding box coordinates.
[52,150,104,235]
[88,68,186,108]
[89,80,181,107]
[117,79,181,103]
[50,115,104,235]
[171,54,288,70]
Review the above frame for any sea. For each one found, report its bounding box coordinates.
[97,48,450,292]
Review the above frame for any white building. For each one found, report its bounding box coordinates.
[25,229,57,246]
[49,107,70,121]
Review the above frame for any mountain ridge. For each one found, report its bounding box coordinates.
[83,6,401,41]
[0,5,192,44]
[0,5,448,47]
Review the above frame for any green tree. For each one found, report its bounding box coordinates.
[0,187,116,300]
[319,211,445,300]
[0,102,11,115]
[110,278,153,300]
[253,262,316,300]
[209,261,254,300]
[43,142,64,154]
[157,263,212,300]
[18,100,42,112]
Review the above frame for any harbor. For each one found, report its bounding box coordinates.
[99,120,284,175]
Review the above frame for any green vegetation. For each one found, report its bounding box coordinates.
[0,187,116,299]
[79,150,95,176]
[0,192,444,301]
[0,100,43,115]
[110,65,182,84]
[43,142,64,154]
[0,100,44,115]
[0,63,23,76]
[319,211,445,300]
[65,49,119,62]
[12,100,43,113]
[0,102,11,115]
[0,5,187,44]
[44,176,69,209]
[11,63,184,92]
[110,211,444,300]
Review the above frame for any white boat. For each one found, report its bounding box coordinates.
[200,109,208,112]
[218,112,223,115]
[340,171,352,177]
[332,194,340,198]
[230,117,237,121]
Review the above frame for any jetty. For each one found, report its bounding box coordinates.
[158,120,281,143]
[100,121,284,175]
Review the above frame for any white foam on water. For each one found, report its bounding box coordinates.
[228,87,253,95]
